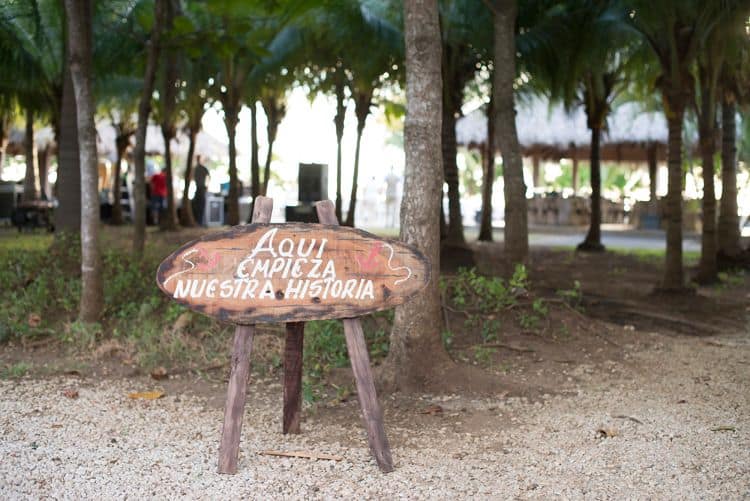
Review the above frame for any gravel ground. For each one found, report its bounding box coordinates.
[1,329,749,500]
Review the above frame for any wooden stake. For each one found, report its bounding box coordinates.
[315,200,394,473]
[217,196,273,474]
[283,322,304,434]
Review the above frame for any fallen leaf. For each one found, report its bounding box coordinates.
[127,390,165,400]
[420,404,444,415]
[150,367,168,380]
[596,427,618,438]
[27,313,41,328]
[62,388,79,399]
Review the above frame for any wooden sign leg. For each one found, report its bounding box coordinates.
[315,200,394,473]
[217,196,274,474]
[283,322,305,434]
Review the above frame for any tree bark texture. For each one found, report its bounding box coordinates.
[718,99,741,257]
[478,94,494,242]
[159,0,179,231]
[441,103,464,243]
[696,91,718,282]
[578,126,604,251]
[133,0,165,254]
[37,144,50,200]
[56,61,81,233]
[382,0,452,390]
[22,108,38,202]
[65,0,103,322]
[663,107,685,290]
[493,0,528,266]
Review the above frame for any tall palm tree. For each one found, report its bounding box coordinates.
[717,33,749,260]
[691,9,746,282]
[383,0,451,390]
[64,0,103,322]
[491,0,528,266]
[525,0,638,252]
[628,0,732,290]
[438,0,490,244]
[132,0,165,255]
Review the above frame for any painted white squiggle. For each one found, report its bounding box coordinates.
[383,243,412,285]
[164,249,199,286]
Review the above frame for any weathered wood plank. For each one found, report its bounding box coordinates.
[155,223,430,324]
[217,196,273,475]
[315,200,394,473]
[283,322,305,434]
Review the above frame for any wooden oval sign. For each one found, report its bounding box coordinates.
[156,224,430,323]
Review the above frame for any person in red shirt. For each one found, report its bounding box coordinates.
[149,169,167,225]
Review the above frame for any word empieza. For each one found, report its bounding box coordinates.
[171,229,376,302]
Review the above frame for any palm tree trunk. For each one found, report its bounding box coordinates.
[696,93,718,283]
[56,60,81,233]
[161,127,178,230]
[37,144,49,200]
[22,108,38,202]
[159,0,178,232]
[334,73,345,222]
[662,107,685,290]
[345,121,364,227]
[262,135,274,196]
[111,135,128,225]
[180,126,197,227]
[718,99,741,258]
[0,115,8,180]
[493,0,528,266]
[578,126,604,251]
[261,97,283,196]
[647,143,657,203]
[65,0,103,322]
[133,0,165,255]
[225,106,240,226]
[381,0,451,390]
[478,95,494,242]
[442,103,464,243]
[345,91,371,227]
[250,101,260,199]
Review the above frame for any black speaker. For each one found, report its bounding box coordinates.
[298,163,328,203]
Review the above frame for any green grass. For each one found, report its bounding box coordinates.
[550,245,701,266]
[0,362,30,379]
[0,230,395,386]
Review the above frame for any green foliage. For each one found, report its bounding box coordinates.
[447,265,529,313]
[716,269,746,290]
[441,329,454,348]
[300,311,391,402]
[472,345,496,367]
[556,280,583,308]
[0,362,30,379]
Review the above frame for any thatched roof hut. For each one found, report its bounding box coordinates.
[456,97,676,164]
[5,123,230,162]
